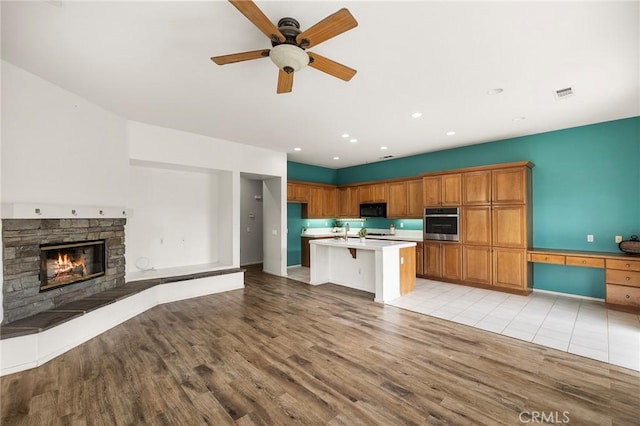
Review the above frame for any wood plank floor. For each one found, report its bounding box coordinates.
[2,265,639,425]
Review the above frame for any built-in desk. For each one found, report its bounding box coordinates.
[527,248,640,312]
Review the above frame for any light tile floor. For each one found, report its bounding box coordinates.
[287,266,640,371]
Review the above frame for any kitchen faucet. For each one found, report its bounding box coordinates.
[345,223,350,240]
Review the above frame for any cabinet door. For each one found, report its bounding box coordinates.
[463,245,492,285]
[388,181,407,217]
[441,174,461,206]
[400,247,417,295]
[322,187,337,217]
[372,183,388,202]
[422,176,441,207]
[463,170,491,205]
[337,186,359,217]
[415,242,424,276]
[287,182,309,202]
[305,186,324,218]
[423,242,442,278]
[301,237,312,267]
[492,205,526,248]
[462,206,491,245]
[492,167,527,204]
[493,248,527,290]
[442,243,462,280]
[406,179,423,217]
[359,184,373,203]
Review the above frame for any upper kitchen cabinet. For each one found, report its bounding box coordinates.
[462,170,491,205]
[322,187,338,217]
[302,186,324,218]
[287,181,309,202]
[337,186,359,217]
[492,167,529,204]
[422,174,461,207]
[387,181,407,218]
[359,183,388,204]
[406,179,423,217]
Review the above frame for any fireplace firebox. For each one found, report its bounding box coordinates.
[40,240,106,291]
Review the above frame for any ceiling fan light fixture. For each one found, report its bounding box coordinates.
[270,44,309,73]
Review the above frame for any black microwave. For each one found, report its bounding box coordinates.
[360,203,387,218]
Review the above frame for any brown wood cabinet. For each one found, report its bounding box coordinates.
[287,182,309,202]
[359,183,388,203]
[423,242,461,280]
[387,181,407,217]
[492,167,527,204]
[337,186,359,217]
[462,245,492,285]
[406,179,423,217]
[462,170,491,205]
[492,205,526,248]
[462,206,491,246]
[422,174,461,207]
[415,242,424,276]
[322,187,337,218]
[493,247,527,289]
[399,247,417,295]
[303,186,324,218]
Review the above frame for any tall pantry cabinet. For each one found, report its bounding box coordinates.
[461,162,533,293]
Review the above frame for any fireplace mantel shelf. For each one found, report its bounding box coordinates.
[1,202,129,219]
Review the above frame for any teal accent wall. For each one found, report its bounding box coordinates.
[288,117,640,297]
[357,218,424,231]
[287,203,336,266]
[288,161,337,184]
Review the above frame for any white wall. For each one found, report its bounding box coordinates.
[126,162,222,272]
[240,178,264,265]
[127,121,288,275]
[1,61,128,207]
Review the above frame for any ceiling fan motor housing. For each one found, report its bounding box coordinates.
[270,16,309,74]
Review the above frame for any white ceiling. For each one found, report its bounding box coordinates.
[2,1,639,169]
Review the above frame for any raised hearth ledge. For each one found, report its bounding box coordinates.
[1,202,129,219]
[126,262,232,282]
[0,268,244,376]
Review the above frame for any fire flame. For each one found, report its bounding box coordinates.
[56,252,87,276]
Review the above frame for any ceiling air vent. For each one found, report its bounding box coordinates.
[379,155,394,160]
[554,87,575,100]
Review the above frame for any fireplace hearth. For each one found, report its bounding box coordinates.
[2,218,126,324]
[40,240,106,291]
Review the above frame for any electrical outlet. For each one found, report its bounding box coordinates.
[587,234,594,243]
[615,235,623,243]
[399,222,404,228]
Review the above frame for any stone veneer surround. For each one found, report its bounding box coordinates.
[2,218,126,324]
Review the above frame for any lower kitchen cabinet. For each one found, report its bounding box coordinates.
[423,242,461,280]
[415,242,424,276]
[301,237,313,267]
[462,245,492,285]
[493,247,528,290]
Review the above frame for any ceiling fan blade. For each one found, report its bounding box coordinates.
[229,0,284,43]
[277,70,293,94]
[296,8,358,48]
[211,49,270,65]
[308,52,357,81]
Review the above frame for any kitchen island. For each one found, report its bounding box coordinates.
[309,238,416,303]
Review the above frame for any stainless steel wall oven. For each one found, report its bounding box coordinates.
[424,207,459,241]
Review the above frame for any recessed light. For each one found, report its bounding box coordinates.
[411,112,422,118]
[380,146,388,150]
[512,116,526,122]
[349,138,358,143]
[446,131,456,136]
[487,88,504,95]
[293,147,302,151]
[341,133,350,138]
[333,156,340,160]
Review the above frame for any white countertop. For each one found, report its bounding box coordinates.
[301,228,422,242]
[310,237,416,250]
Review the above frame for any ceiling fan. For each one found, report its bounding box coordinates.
[211,0,358,94]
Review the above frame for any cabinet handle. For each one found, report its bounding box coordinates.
[626,277,631,281]
[626,295,630,299]
[626,264,631,268]
[582,260,586,264]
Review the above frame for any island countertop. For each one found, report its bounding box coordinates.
[310,238,417,250]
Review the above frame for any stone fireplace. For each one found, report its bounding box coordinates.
[2,218,126,324]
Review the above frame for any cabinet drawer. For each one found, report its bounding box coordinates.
[605,269,640,287]
[606,259,640,272]
[529,253,565,265]
[565,256,604,268]
[606,284,640,308]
